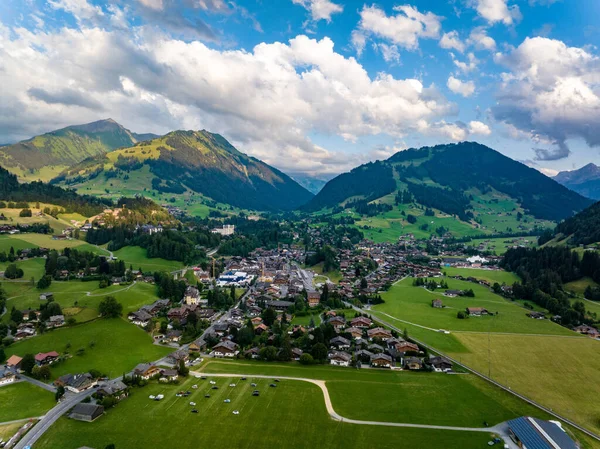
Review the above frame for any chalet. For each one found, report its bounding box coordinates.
[166,330,183,343]
[466,307,488,316]
[14,326,36,340]
[371,353,393,368]
[265,300,293,312]
[35,351,59,366]
[47,315,65,328]
[159,369,179,382]
[330,336,351,350]
[527,311,546,319]
[95,380,128,400]
[189,338,207,352]
[307,291,320,308]
[128,310,152,326]
[431,299,443,308]
[213,322,229,336]
[39,292,53,300]
[0,372,16,385]
[167,306,191,322]
[245,347,260,359]
[133,363,161,380]
[6,355,22,370]
[329,351,351,367]
[354,349,374,363]
[212,341,239,358]
[167,350,189,365]
[291,348,303,361]
[144,299,170,315]
[404,357,423,370]
[350,316,372,328]
[328,316,346,331]
[345,327,363,339]
[367,327,393,341]
[444,290,462,297]
[248,306,262,317]
[368,343,385,353]
[428,356,453,372]
[251,317,263,326]
[70,403,104,422]
[255,323,268,334]
[394,341,419,354]
[55,373,95,393]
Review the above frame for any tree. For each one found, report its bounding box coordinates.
[279,336,292,361]
[360,278,368,289]
[19,208,32,217]
[10,307,23,324]
[4,264,24,279]
[105,444,116,449]
[299,353,314,365]
[98,296,123,318]
[38,365,52,381]
[177,359,189,377]
[311,343,328,362]
[492,282,502,294]
[55,385,65,402]
[320,283,329,303]
[37,275,52,290]
[259,346,278,361]
[262,307,277,326]
[457,311,467,319]
[21,353,36,375]
[0,347,5,363]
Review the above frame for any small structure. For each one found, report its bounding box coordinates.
[70,403,104,422]
[507,417,578,449]
[466,307,488,316]
[329,351,351,367]
[212,341,239,358]
[6,355,23,370]
[431,299,443,308]
[39,292,54,300]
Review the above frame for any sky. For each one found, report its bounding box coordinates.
[0,0,599,179]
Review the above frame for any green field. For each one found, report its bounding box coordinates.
[0,382,55,422]
[564,277,599,296]
[0,258,46,280]
[0,234,105,253]
[448,333,600,437]
[465,237,538,255]
[5,318,171,379]
[0,421,26,442]
[37,375,492,449]
[442,267,520,285]
[0,206,76,234]
[372,278,575,335]
[112,246,183,273]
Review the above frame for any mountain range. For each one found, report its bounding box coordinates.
[553,163,600,200]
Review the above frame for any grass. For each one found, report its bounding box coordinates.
[465,237,538,255]
[112,246,183,273]
[36,375,492,449]
[565,277,599,296]
[308,262,342,284]
[0,421,26,442]
[5,318,171,380]
[0,234,104,253]
[0,258,46,280]
[290,314,318,326]
[0,382,55,422]
[0,206,80,234]
[447,333,600,436]
[442,267,521,285]
[372,277,576,335]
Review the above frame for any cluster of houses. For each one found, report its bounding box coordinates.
[12,309,65,341]
[573,324,600,339]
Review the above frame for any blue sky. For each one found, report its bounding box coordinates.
[1,0,599,178]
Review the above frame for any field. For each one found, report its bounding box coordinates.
[308,262,342,284]
[465,237,537,255]
[564,277,599,296]
[0,205,87,234]
[0,382,55,422]
[112,246,183,272]
[0,234,105,253]
[442,267,521,285]
[0,257,46,279]
[372,277,575,335]
[447,333,600,436]
[0,421,26,442]
[36,375,492,449]
[5,318,171,380]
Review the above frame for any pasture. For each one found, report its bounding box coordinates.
[36,376,492,449]
[4,318,171,380]
[442,267,520,285]
[465,237,538,255]
[0,382,55,422]
[112,246,183,273]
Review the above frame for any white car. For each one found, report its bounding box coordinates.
[229,383,236,387]
[232,410,240,415]
[192,385,198,389]
[209,380,216,385]
[224,399,231,403]
[149,395,156,400]
[189,402,196,406]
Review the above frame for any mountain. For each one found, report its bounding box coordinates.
[54,130,313,212]
[553,163,600,200]
[0,119,159,181]
[551,200,600,246]
[305,142,593,222]
[290,174,331,194]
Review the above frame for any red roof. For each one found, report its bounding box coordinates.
[35,351,59,361]
[6,355,22,366]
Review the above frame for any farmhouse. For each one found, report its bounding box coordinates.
[35,351,59,366]
[507,417,578,449]
[466,307,488,316]
[212,341,239,358]
[95,380,128,400]
[370,353,393,368]
[444,290,462,297]
[70,403,104,422]
[329,351,351,367]
[367,327,393,341]
[350,316,372,328]
[431,299,443,308]
[55,373,95,393]
[128,309,152,326]
[428,356,453,372]
[133,363,161,380]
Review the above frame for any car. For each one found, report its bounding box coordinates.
[201,376,207,380]
[252,390,260,396]
[149,395,156,400]
[240,377,247,380]
[232,410,240,415]
[212,385,219,390]
[209,380,216,385]
[250,383,257,387]
[224,399,231,403]
[191,409,198,413]
[192,385,198,389]
[274,379,280,382]
[269,383,277,388]
[204,394,211,398]
[229,383,236,387]
[189,402,196,406]
[194,374,201,379]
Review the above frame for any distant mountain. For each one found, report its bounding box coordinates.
[0,119,158,181]
[553,163,600,200]
[552,199,600,246]
[305,142,593,222]
[55,130,313,212]
[290,174,331,194]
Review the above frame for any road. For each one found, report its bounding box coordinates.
[13,389,95,449]
[19,374,57,393]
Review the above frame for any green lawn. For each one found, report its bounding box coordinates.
[0,234,106,255]
[0,421,26,442]
[0,257,46,280]
[372,278,575,335]
[5,318,171,380]
[564,277,599,296]
[0,382,55,422]
[112,246,183,273]
[465,237,538,255]
[442,267,520,285]
[37,376,492,449]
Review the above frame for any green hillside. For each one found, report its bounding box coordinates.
[55,130,313,212]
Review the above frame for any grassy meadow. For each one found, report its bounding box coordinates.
[0,382,56,422]
[112,246,183,272]
[442,267,521,285]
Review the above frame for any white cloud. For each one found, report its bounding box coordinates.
[452,52,479,73]
[292,0,343,22]
[447,76,476,97]
[468,27,496,51]
[471,0,521,25]
[137,0,164,11]
[354,4,441,52]
[493,37,600,161]
[48,0,104,24]
[538,167,559,177]
[0,27,457,175]
[468,120,491,135]
[439,31,465,53]
[373,43,400,63]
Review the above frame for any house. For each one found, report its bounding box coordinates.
[307,291,320,307]
[255,323,268,334]
[394,341,419,354]
[189,338,207,352]
[507,417,578,449]
[329,351,351,367]
[70,403,104,422]
[330,336,351,350]
[95,380,128,399]
[251,317,263,326]
[368,343,384,354]
[213,322,229,336]
[466,307,488,316]
[345,327,363,339]
[328,316,346,330]
[291,348,303,361]
[39,292,53,300]
[167,350,189,365]
[245,347,260,359]
[14,326,36,340]
[0,372,16,385]
[159,369,179,382]
[184,286,204,306]
[367,327,393,341]
[35,351,59,366]
[404,357,423,370]
[573,324,600,337]
[212,341,239,358]
[428,356,453,372]
[527,311,546,319]
[128,310,152,326]
[6,355,22,370]
[47,315,65,328]
[371,353,393,368]
[166,330,183,343]
[354,349,374,363]
[431,299,443,308]
[55,373,95,393]
[350,316,372,328]
[444,290,462,297]
[133,363,161,380]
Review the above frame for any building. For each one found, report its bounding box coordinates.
[307,291,320,308]
[184,286,205,306]
[55,373,95,393]
[350,316,372,328]
[47,315,65,328]
[431,299,443,308]
[211,224,235,236]
[133,363,161,380]
[367,327,393,341]
[128,309,152,326]
[466,307,489,316]
[404,357,423,370]
[39,292,53,300]
[370,353,393,368]
[428,356,453,372]
[329,351,351,367]
[212,341,239,358]
[70,403,104,422]
[507,417,578,449]
[35,351,59,366]
[0,372,16,385]
[6,355,22,370]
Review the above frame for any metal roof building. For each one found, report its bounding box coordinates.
[507,417,578,449]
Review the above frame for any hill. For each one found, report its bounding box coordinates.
[553,163,600,200]
[552,200,600,246]
[0,119,158,181]
[54,130,313,212]
[305,142,592,223]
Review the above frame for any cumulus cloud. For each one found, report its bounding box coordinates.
[48,0,105,24]
[0,26,461,175]
[353,4,441,54]
[292,0,343,22]
[468,27,496,51]
[373,43,400,63]
[439,31,465,53]
[447,76,476,97]
[452,52,479,73]
[468,120,491,135]
[470,0,522,25]
[493,37,600,161]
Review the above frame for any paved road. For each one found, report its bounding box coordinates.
[13,389,95,449]
[19,375,57,393]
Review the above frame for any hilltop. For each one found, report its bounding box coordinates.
[554,163,600,200]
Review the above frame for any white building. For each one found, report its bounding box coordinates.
[211,225,235,236]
